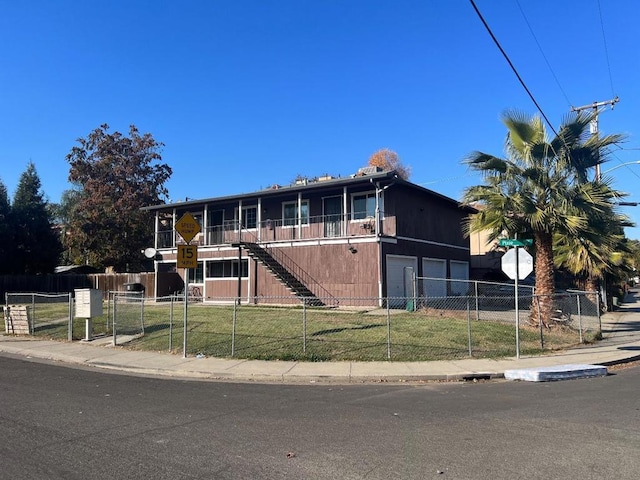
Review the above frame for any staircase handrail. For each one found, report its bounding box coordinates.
[239,226,338,306]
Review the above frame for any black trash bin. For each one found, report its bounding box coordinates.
[123,282,145,293]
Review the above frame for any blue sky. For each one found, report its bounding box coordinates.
[1,1,640,239]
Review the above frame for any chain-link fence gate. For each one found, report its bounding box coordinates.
[109,291,145,345]
[5,292,73,339]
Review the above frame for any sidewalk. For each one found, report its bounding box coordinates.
[2,290,640,384]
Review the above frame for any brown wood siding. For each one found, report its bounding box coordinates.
[204,280,248,299]
[383,239,469,263]
[159,243,380,300]
[254,243,379,299]
[386,186,468,247]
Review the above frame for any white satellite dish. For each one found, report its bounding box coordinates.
[144,247,157,259]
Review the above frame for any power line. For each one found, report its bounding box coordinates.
[608,152,640,182]
[468,0,558,137]
[418,170,480,188]
[597,0,616,97]
[515,0,572,107]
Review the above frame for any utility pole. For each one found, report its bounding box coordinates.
[571,97,620,180]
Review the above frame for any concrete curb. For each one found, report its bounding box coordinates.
[2,291,639,384]
[1,334,639,384]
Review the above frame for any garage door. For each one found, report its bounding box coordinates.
[450,260,469,295]
[422,258,447,298]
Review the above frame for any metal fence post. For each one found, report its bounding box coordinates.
[576,294,583,344]
[140,294,145,335]
[30,293,35,335]
[231,299,237,357]
[68,292,73,342]
[412,271,418,313]
[302,298,307,354]
[537,295,544,349]
[386,297,391,360]
[467,297,472,357]
[169,294,174,352]
[112,295,118,347]
[106,291,111,332]
[474,281,480,322]
[597,291,602,335]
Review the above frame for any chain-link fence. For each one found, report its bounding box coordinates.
[5,288,602,361]
[5,292,73,340]
[115,291,601,361]
[109,291,145,343]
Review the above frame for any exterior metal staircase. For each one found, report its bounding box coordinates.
[234,230,338,307]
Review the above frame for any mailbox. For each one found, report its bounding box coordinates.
[74,289,103,341]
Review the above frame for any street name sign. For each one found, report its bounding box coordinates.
[175,212,201,243]
[501,248,533,280]
[499,238,533,247]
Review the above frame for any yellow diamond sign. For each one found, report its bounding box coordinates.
[175,212,201,243]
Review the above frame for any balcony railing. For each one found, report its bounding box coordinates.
[157,212,395,248]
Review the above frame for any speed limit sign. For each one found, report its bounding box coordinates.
[177,244,198,269]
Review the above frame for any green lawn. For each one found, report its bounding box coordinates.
[21,300,595,361]
[125,303,591,361]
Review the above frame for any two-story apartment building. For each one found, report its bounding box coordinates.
[142,169,474,306]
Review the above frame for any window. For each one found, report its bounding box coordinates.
[177,210,203,228]
[206,259,249,278]
[282,201,309,227]
[351,192,382,220]
[187,262,204,283]
[235,206,257,229]
[192,212,203,228]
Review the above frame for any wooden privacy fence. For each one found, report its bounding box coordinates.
[0,274,92,300]
[0,272,175,300]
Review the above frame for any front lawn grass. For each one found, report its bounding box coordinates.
[119,303,587,361]
[24,300,590,361]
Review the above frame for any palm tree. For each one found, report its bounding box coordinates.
[462,111,624,323]
[554,179,633,292]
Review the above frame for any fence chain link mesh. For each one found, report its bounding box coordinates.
[113,290,602,361]
[5,292,72,340]
[111,292,145,341]
[6,284,603,361]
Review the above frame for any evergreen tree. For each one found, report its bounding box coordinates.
[49,187,84,266]
[12,163,62,273]
[0,180,14,274]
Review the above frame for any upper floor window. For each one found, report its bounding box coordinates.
[177,210,203,227]
[351,192,382,220]
[283,201,309,227]
[235,206,257,229]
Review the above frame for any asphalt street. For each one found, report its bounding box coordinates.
[1,354,639,480]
